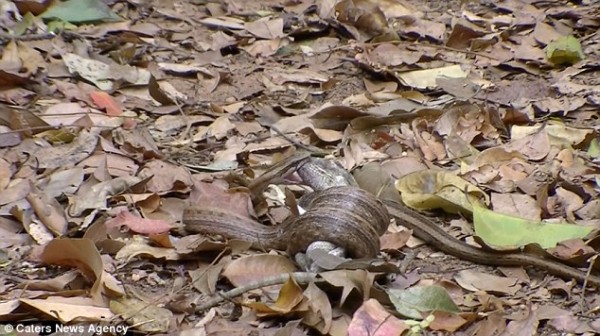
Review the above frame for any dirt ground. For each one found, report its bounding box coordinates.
[2,0,600,335]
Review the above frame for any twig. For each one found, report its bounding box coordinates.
[231,112,325,153]
[262,122,321,153]
[195,272,321,312]
[111,248,229,323]
[0,29,82,44]
[175,101,194,146]
[0,31,56,43]
[313,39,499,61]
[580,254,597,314]
[366,40,500,60]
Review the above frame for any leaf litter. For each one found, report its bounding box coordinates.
[1,0,600,334]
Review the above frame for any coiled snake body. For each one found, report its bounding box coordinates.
[183,154,600,287]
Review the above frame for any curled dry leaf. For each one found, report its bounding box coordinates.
[395,169,489,214]
[26,183,68,236]
[115,236,180,262]
[302,282,333,334]
[41,238,125,305]
[243,275,305,317]
[320,269,375,305]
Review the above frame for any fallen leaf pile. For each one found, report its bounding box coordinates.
[1,0,600,334]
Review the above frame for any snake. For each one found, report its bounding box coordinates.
[182,154,600,287]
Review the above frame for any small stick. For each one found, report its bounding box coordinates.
[195,272,321,312]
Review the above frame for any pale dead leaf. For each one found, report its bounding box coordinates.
[244,17,285,39]
[32,128,100,169]
[110,296,172,333]
[22,270,80,291]
[115,236,180,262]
[68,176,141,217]
[40,102,89,126]
[454,269,520,295]
[114,128,161,159]
[503,128,550,161]
[380,231,411,250]
[503,304,539,336]
[398,65,468,89]
[243,38,289,57]
[20,297,113,323]
[266,68,329,85]
[347,299,408,336]
[491,193,541,222]
[26,182,68,236]
[192,180,250,213]
[189,115,235,142]
[77,153,139,177]
[320,270,374,304]
[189,260,227,295]
[62,53,150,91]
[104,211,171,235]
[153,115,213,133]
[222,254,298,287]
[138,160,193,194]
[41,167,84,198]
[555,187,584,221]
[302,282,333,334]
[0,179,31,206]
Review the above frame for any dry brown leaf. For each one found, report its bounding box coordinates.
[138,160,193,194]
[347,299,408,336]
[115,236,180,262]
[222,254,298,287]
[0,179,30,206]
[490,193,541,222]
[320,270,375,304]
[20,297,114,323]
[301,282,333,334]
[244,275,305,317]
[503,304,539,336]
[454,269,521,295]
[67,176,141,217]
[41,238,125,304]
[26,182,68,236]
[244,17,285,39]
[110,296,172,333]
[189,259,228,295]
[104,211,172,235]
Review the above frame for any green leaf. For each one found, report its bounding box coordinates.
[588,138,600,158]
[546,35,584,65]
[46,20,77,33]
[12,12,37,36]
[40,0,122,23]
[395,169,488,214]
[473,203,593,250]
[388,286,460,320]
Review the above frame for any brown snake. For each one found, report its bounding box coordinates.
[183,154,600,287]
